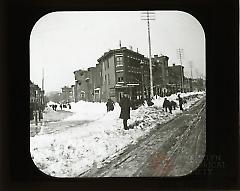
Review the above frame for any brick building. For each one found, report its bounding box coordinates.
[152,55,169,96]
[74,69,89,102]
[168,63,185,93]
[74,65,102,102]
[30,81,45,107]
[73,47,187,102]
[97,47,149,102]
[61,86,74,103]
[30,81,45,121]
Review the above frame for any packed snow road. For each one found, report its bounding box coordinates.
[81,96,206,177]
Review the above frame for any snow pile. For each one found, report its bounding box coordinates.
[42,107,73,123]
[30,91,205,177]
[63,101,106,121]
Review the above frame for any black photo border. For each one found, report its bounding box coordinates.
[1,0,239,190]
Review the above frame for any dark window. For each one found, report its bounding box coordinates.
[118,77,124,82]
[107,59,110,69]
[108,74,110,85]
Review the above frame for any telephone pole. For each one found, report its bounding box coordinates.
[189,61,193,91]
[42,68,45,106]
[177,48,184,92]
[141,11,155,98]
[42,68,44,91]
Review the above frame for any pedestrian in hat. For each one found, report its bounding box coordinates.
[106,98,114,112]
[178,94,184,111]
[119,93,131,130]
[163,98,172,114]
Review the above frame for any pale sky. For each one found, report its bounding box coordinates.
[30,11,205,93]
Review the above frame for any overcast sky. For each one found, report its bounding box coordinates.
[30,11,205,93]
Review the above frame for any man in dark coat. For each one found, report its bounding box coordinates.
[178,94,183,111]
[163,98,172,113]
[106,98,114,112]
[119,93,131,130]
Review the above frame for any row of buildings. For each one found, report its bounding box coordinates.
[30,81,45,108]
[30,81,45,121]
[59,46,205,103]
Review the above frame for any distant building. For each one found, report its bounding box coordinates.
[152,55,169,96]
[30,81,45,121]
[74,69,89,102]
[191,78,205,91]
[168,63,185,92]
[74,65,102,102]
[30,81,45,107]
[61,86,74,103]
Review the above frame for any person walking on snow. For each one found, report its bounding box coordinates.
[119,93,131,130]
[177,94,183,111]
[163,98,172,114]
[106,98,114,112]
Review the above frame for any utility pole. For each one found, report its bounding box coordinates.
[42,68,45,105]
[141,11,155,98]
[189,61,193,92]
[42,68,44,91]
[177,48,184,92]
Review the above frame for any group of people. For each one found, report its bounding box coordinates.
[60,103,71,110]
[105,94,132,130]
[50,104,58,111]
[106,93,186,130]
[163,94,185,114]
[49,103,72,111]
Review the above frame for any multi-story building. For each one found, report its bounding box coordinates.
[30,81,45,107]
[61,86,74,103]
[74,65,102,102]
[74,69,89,102]
[30,81,45,120]
[93,63,102,102]
[152,55,169,96]
[97,47,149,102]
[168,63,185,93]
[191,78,205,91]
[73,47,186,102]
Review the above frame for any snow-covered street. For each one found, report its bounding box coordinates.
[30,91,205,177]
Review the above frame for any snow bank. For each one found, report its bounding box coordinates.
[63,101,106,121]
[30,91,205,177]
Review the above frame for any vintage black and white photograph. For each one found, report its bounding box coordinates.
[30,11,206,177]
